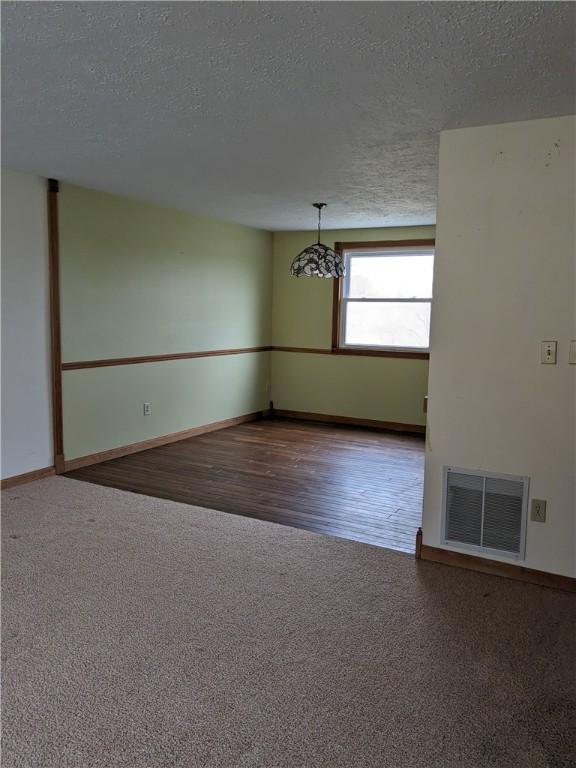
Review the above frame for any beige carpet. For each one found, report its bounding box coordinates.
[2,477,575,768]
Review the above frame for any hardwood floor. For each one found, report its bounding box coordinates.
[67,418,424,553]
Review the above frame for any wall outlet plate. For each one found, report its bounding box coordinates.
[540,341,557,365]
[530,499,547,523]
[143,402,151,416]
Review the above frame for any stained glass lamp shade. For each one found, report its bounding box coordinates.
[290,203,345,278]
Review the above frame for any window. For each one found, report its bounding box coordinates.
[336,242,434,353]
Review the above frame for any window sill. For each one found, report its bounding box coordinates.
[271,346,429,360]
[334,347,430,360]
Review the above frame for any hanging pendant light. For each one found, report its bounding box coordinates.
[290,203,345,278]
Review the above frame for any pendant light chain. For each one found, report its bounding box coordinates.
[314,202,325,244]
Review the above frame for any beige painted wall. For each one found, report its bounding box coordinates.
[59,185,272,460]
[423,115,575,577]
[271,226,435,425]
[1,168,53,477]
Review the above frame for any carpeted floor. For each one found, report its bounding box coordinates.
[2,477,575,768]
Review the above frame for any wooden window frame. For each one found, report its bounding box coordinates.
[48,179,65,472]
[332,239,435,359]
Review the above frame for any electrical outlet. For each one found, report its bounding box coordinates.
[530,499,547,523]
[540,341,557,365]
[143,402,151,416]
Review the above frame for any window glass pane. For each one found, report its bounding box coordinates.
[347,254,434,299]
[344,301,431,348]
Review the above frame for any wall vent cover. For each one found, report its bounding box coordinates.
[442,467,528,559]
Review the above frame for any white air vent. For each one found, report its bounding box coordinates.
[442,467,528,559]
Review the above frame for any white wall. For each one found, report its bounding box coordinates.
[1,168,53,478]
[423,115,575,578]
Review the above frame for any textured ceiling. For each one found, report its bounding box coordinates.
[2,2,575,230]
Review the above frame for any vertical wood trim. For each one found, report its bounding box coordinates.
[47,179,65,473]
[415,528,423,559]
[332,243,343,350]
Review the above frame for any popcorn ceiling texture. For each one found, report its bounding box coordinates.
[2,476,575,768]
[2,2,575,230]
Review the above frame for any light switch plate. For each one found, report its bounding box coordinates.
[540,341,557,364]
[530,499,547,523]
[569,340,576,365]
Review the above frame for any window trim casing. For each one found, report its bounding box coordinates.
[332,239,435,359]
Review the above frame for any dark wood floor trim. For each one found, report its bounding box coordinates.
[64,410,269,471]
[271,346,429,360]
[415,531,576,593]
[62,346,272,371]
[48,178,65,473]
[1,466,56,490]
[272,409,426,435]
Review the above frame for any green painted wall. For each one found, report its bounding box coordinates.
[60,185,272,361]
[62,354,269,459]
[60,185,434,459]
[60,185,272,459]
[271,226,435,425]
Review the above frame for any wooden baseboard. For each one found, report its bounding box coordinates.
[1,465,56,490]
[271,409,425,435]
[415,530,576,593]
[64,410,268,472]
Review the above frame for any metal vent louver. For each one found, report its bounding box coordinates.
[443,467,528,558]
